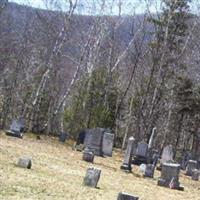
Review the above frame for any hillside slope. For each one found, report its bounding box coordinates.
[0,131,200,200]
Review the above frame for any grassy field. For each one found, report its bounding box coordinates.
[0,131,200,200]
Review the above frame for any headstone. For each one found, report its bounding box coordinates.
[152,150,160,167]
[161,145,174,164]
[136,142,148,158]
[102,132,114,157]
[117,192,139,200]
[192,169,200,181]
[84,128,105,156]
[77,130,87,145]
[82,148,94,163]
[59,132,68,142]
[121,137,135,172]
[17,158,32,169]
[186,160,198,176]
[158,163,184,190]
[83,167,101,188]
[144,164,155,178]
[6,120,23,138]
[180,151,192,170]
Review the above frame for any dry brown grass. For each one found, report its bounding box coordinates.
[0,131,200,200]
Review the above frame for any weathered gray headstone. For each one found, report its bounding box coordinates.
[192,169,200,181]
[121,137,135,172]
[17,158,32,169]
[135,142,148,158]
[144,164,155,178]
[82,149,94,163]
[186,160,198,176]
[161,145,174,164]
[102,132,114,157]
[84,128,104,156]
[158,163,184,190]
[83,167,101,188]
[6,120,23,138]
[117,192,139,200]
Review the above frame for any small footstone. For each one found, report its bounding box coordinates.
[192,169,200,181]
[83,167,101,188]
[17,158,32,169]
[82,150,94,163]
[117,192,139,200]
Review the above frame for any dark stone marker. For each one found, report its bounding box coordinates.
[59,132,68,143]
[121,137,135,172]
[144,164,155,178]
[158,163,184,190]
[17,158,32,169]
[83,167,101,188]
[117,192,139,200]
[192,169,200,181]
[186,160,197,176]
[82,149,94,163]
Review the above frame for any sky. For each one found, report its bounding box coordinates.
[9,0,199,15]
[9,0,162,15]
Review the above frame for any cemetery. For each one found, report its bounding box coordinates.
[0,130,200,200]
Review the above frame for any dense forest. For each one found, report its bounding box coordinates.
[0,0,200,162]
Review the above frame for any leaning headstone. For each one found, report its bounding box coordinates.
[192,169,200,181]
[117,192,139,200]
[186,160,198,176]
[83,167,101,188]
[121,137,135,172]
[6,120,23,138]
[82,148,94,163]
[161,145,174,165]
[158,163,184,190]
[59,132,68,143]
[102,132,114,157]
[17,158,32,169]
[144,164,155,178]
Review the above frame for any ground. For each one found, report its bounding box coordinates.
[0,131,200,200]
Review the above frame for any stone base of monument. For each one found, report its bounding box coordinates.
[82,151,94,163]
[120,164,132,172]
[17,158,32,169]
[117,192,139,200]
[157,178,184,191]
[6,130,23,139]
[83,167,101,188]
